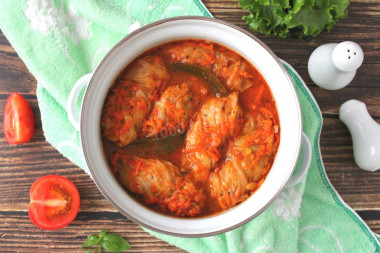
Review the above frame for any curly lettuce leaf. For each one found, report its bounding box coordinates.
[239,0,349,38]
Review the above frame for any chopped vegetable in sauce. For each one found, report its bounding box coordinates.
[101,39,280,217]
[181,92,243,183]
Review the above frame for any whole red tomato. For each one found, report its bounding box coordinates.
[3,92,35,144]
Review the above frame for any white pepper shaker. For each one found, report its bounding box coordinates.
[308,41,364,90]
[339,99,380,172]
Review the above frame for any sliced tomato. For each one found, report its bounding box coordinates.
[3,92,35,144]
[28,175,80,230]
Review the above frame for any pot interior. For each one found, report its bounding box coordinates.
[81,17,302,237]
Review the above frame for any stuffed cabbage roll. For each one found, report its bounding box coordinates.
[142,82,199,138]
[182,92,243,182]
[213,49,259,92]
[209,110,279,209]
[168,40,215,68]
[101,55,169,146]
[114,155,205,217]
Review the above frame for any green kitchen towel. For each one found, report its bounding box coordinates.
[0,0,379,252]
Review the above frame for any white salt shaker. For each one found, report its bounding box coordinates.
[339,100,380,172]
[308,41,364,90]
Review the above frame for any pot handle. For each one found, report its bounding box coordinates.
[67,73,93,131]
[286,132,312,188]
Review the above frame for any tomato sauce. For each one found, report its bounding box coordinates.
[101,40,280,217]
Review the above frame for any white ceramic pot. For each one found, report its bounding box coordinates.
[72,17,311,237]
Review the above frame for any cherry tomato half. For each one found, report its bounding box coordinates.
[3,92,35,144]
[28,175,80,230]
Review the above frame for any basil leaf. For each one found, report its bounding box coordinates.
[101,233,130,252]
[81,234,100,248]
[99,229,108,239]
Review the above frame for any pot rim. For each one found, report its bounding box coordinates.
[81,16,302,237]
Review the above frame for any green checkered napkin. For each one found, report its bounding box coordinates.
[0,0,379,252]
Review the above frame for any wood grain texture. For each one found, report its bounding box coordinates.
[0,211,185,252]
[1,0,380,252]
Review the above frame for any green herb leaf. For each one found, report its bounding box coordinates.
[101,233,131,252]
[81,234,100,248]
[239,0,349,38]
[99,229,108,239]
[81,230,130,252]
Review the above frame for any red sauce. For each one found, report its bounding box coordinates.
[101,40,280,217]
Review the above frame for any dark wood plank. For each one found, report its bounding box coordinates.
[320,117,380,210]
[0,211,185,252]
[357,211,380,233]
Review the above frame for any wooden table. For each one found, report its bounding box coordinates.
[1,1,379,252]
